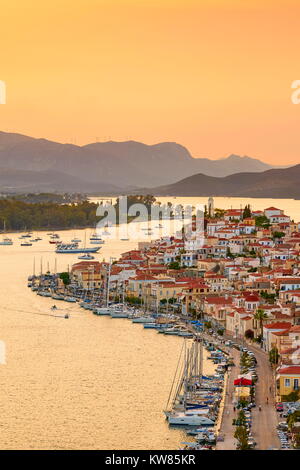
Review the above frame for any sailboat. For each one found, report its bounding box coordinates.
[90,228,105,244]
[78,233,96,259]
[0,220,13,245]
[71,233,82,243]
[164,337,214,426]
[93,258,113,315]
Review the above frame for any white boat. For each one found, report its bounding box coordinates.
[111,311,129,319]
[64,296,77,303]
[20,241,32,246]
[89,232,105,243]
[132,316,155,323]
[72,238,82,243]
[166,412,214,426]
[56,243,100,254]
[0,237,13,245]
[78,253,95,260]
[94,307,112,315]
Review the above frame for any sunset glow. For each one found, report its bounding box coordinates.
[1,0,300,163]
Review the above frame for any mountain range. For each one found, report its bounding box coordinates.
[0,131,280,193]
[145,165,300,199]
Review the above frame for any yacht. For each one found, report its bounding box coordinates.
[132,316,155,324]
[110,305,129,318]
[94,307,112,315]
[55,243,100,254]
[64,296,77,303]
[165,411,214,426]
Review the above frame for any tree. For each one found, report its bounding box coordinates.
[234,425,251,450]
[245,329,254,340]
[214,208,226,219]
[226,247,234,259]
[272,231,285,241]
[255,215,270,229]
[254,308,268,338]
[59,272,70,286]
[168,261,181,270]
[243,204,251,219]
[284,390,300,403]
[269,347,279,364]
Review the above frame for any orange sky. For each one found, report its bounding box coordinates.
[1,0,300,164]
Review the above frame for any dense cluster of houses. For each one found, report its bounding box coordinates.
[70,202,300,401]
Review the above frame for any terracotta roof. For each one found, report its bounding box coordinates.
[264,322,292,330]
[205,296,233,305]
[278,366,300,375]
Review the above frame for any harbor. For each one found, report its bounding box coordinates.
[0,228,218,450]
[27,265,233,451]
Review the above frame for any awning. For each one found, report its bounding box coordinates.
[234,377,253,386]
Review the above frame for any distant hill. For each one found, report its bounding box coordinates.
[144,165,300,199]
[0,131,281,193]
[0,168,119,193]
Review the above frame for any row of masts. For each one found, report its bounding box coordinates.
[33,257,58,276]
[165,335,203,412]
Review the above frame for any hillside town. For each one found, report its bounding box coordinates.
[66,202,300,403]
[30,200,300,449]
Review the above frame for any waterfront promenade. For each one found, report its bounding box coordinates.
[216,335,280,450]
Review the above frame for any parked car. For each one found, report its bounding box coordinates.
[276,402,284,412]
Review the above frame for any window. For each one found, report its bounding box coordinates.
[284,378,291,387]
[294,379,299,390]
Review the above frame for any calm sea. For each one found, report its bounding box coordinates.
[0,196,297,449]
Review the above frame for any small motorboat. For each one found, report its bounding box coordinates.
[78,253,95,260]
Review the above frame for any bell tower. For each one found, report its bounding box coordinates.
[208,197,214,217]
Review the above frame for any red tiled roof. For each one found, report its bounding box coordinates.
[278,366,300,375]
[205,296,233,305]
[264,322,292,330]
